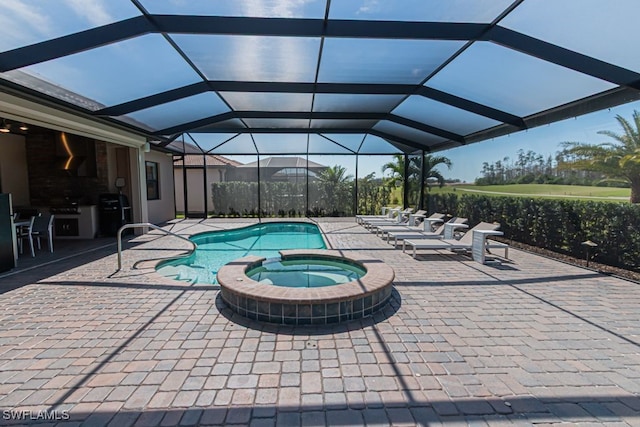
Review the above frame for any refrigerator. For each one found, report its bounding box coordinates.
[0,193,16,273]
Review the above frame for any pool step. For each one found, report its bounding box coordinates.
[157,265,199,284]
[157,264,217,285]
[167,272,198,285]
[176,275,198,284]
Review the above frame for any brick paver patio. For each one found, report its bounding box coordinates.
[0,218,638,426]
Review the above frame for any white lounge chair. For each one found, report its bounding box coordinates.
[370,210,430,235]
[355,206,400,224]
[386,217,468,246]
[407,210,431,227]
[374,212,446,238]
[361,208,414,229]
[403,221,509,263]
[357,207,404,225]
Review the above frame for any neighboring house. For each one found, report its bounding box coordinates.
[228,157,327,183]
[143,148,176,225]
[173,154,242,216]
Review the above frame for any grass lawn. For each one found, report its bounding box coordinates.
[429,183,630,201]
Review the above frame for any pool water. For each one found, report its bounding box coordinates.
[156,222,325,284]
[247,258,366,288]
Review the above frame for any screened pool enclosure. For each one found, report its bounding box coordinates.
[1,1,639,217]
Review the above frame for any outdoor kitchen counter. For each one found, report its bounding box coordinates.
[51,205,99,239]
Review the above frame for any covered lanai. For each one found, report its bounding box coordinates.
[1,0,639,218]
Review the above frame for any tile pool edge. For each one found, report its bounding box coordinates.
[217,249,395,325]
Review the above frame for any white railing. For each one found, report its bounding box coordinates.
[116,223,197,271]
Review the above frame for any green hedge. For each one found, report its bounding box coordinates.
[356,181,392,216]
[212,181,362,217]
[211,182,260,216]
[426,193,640,271]
[212,181,392,217]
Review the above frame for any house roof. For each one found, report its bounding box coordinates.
[1,1,638,155]
[174,155,242,168]
[238,157,326,169]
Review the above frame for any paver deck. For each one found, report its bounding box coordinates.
[0,218,638,426]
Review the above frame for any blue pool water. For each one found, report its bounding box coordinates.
[247,258,366,288]
[156,222,325,284]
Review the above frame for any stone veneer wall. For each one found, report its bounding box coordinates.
[26,129,109,206]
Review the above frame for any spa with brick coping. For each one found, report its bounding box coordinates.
[217,249,395,325]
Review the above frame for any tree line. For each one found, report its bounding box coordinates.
[476,110,640,203]
[475,149,613,187]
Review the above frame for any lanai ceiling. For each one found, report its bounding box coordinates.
[1,0,639,155]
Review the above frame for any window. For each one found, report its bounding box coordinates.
[146,161,159,200]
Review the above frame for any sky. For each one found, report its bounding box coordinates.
[327,98,640,183]
[438,99,640,182]
[438,101,640,182]
[228,97,640,184]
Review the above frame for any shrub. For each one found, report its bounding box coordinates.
[426,193,640,271]
[212,180,379,218]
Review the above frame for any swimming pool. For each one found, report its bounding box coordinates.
[156,222,326,284]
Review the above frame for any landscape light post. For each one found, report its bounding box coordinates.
[581,240,598,267]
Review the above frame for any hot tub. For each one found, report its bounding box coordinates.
[217,250,395,325]
[246,257,366,288]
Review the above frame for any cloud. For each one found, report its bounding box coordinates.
[271,0,319,17]
[65,0,113,27]
[166,0,189,7]
[241,0,318,18]
[357,0,380,15]
[5,0,51,29]
[0,0,53,50]
[0,0,117,52]
[227,35,316,82]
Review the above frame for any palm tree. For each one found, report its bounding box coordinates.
[316,165,353,215]
[381,154,409,190]
[381,154,452,206]
[423,154,452,190]
[382,154,452,189]
[560,110,640,203]
[317,165,353,185]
